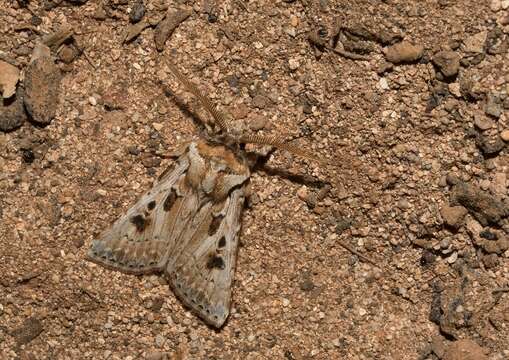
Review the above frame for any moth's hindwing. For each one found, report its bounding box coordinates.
[88,141,250,328]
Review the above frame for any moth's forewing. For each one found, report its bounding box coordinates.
[88,141,250,328]
[87,156,189,274]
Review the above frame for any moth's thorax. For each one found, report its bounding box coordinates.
[185,141,250,201]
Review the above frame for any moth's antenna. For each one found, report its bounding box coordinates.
[239,133,330,166]
[167,63,230,133]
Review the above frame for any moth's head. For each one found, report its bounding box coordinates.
[166,62,329,168]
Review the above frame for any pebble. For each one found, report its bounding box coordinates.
[152,122,164,131]
[432,51,460,77]
[11,317,44,346]
[0,87,26,131]
[249,114,267,131]
[384,41,424,64]
[443,339,488,360]
[379,77,389,90]
[288,58,300,71]
[440,205,468,229]
[446,252,458,264]
[252,95,268,109]
[491,0,502,11]
[473,113,494,130]
[463,31,487,53]
[154,334,165,347]
[58,45,76,64]
[448,83,461,97]
[297,186,308,202]
[376,61,393,75]
[129,0,145,23]
[500,130,509,141]
[484,93,502,118]
[0,60,20,98]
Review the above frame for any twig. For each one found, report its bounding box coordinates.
[308,31,369,61]
[338,241,379,268]
[492,287,509,294]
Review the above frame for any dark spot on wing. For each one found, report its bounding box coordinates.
[147,200,156,210]
[218,236,226,248]
[163,188,177,211]
[130,214,149,232]
[208,215,224,236]
[206,255,225,270]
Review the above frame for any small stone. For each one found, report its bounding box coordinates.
[252,95,268,109]
[432,51,460,77]
[12,317,44,345]
[446,252,458,264]
[0,60,20,98]
[358,308,367,316]
[58,45,76,64]
[500,130,509,141]
[129,0,145,23]
[491,0,502,11]
[379,77,389,90]
[154,334,165,347]
[93,4,107,20]
[88,96,97,106]
[384,41,423,64]
[443,339,488,360]
[249,114,267,131]
[441,205,468,229]
[482,253,499,268]
[142,156,162,168]
[288,58,300,70]
[376,61,393,75]
[0,87,26,131]
[448,83,461,97]
[152,122,164,131]
[484,93,502,118]
[473,113,494,130]
[299,277,315,292]
[297,186,308,202]
[463,31,487,54]
[451,182,508,226]
[127,145,140,155]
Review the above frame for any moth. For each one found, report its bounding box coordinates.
[87,63,324,328]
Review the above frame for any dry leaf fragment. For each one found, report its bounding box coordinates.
[154,9,191,51]
[124,19,151,43]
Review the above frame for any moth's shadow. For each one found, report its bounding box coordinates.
[161,82,209,136]
[251,150,326,189]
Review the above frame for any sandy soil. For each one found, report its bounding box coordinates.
[1,0,508,359]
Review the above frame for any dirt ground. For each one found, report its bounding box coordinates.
[1,0,509,359]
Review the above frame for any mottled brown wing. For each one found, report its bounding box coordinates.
[166,187,247,328]
[87,152,191,274]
